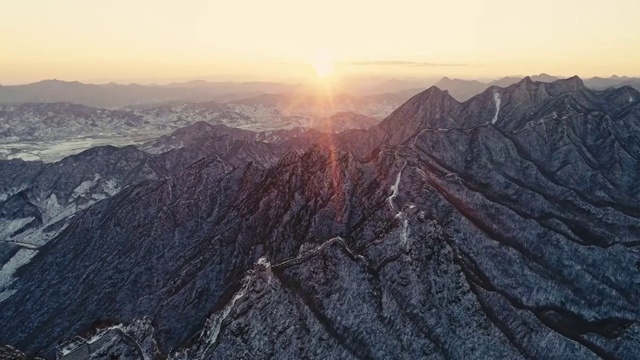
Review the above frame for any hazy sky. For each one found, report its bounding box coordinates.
[1,0,639,84]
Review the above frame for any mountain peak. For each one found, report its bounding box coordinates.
[423,85,450,97]
[519,76,534,85]
[377,85,459,144]
[399,85,453,105]
[564,75,584,85]
[549,75,585,92]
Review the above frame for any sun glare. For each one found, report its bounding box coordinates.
[310,52,334,78]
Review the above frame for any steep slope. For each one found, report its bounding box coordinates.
[0,144,401,356]
[1,77,640,359]
[0,126,319,308]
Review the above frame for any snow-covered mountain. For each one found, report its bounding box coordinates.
[1,77,640,359]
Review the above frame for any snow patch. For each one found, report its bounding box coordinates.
[388,163,406,210]
[256,257,271,268]
[13,194,74,247]
[42,193,75,224]
[0,217,35,239]
[491,92,501,124]
[400,219,410,245]
[71,174,101,199]
[2,191,88,250]
[44,193,62,215]
[0,289,16,303]
[6,152,40,161]
[0,248,38,302]
[630,96,634,103]
[394,206,414,248]
[42,194,72,226]
[0,241,38,250]
[0,186,27,202]
[0,179,119,252]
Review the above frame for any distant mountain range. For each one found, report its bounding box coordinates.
[1,75,638,109]
[0,80,300,108]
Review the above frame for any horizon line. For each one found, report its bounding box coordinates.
[2,73,640,87]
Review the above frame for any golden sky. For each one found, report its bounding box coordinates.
[1,0,639,84]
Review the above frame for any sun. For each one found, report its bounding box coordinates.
[310,52,334,78]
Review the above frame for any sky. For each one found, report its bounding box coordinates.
[1,0,639,84]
